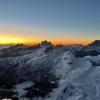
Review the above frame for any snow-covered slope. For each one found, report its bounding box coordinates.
[29,52,100,100]
[0,40,100,100]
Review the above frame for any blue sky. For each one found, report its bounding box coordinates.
[0,0,100,44]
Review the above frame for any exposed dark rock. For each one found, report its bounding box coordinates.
[76,40,100,57]
[89,40,100,46]
[76,50,100,57]
[25,80,58,97]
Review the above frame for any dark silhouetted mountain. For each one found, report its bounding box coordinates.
[76,40,100,57]
[89,40,100,46]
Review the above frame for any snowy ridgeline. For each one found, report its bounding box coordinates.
[0,44,13,50]
[0,40,100,100]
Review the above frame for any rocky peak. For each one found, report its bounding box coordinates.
[40,40,53,48]
[89,40,100,46]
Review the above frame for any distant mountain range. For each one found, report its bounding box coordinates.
[0,44,13,50]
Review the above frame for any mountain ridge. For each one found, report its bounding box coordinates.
[0,40,100,100]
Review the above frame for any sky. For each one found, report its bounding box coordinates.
[0,0,100,44]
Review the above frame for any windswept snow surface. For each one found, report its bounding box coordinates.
[16,51,100,100]
[0,42,100,100]
[15,81,33,96]
[29,52,100,100]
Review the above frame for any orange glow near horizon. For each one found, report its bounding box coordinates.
[0,35,91,45]
[0,36,34,44]
[51,38,90,45]
[0,25,97,45]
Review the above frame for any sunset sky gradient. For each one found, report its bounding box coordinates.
[0,0,100,44]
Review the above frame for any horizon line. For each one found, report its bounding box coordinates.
[0,40,95,46]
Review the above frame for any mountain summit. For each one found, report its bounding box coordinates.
[40,40,53,48]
